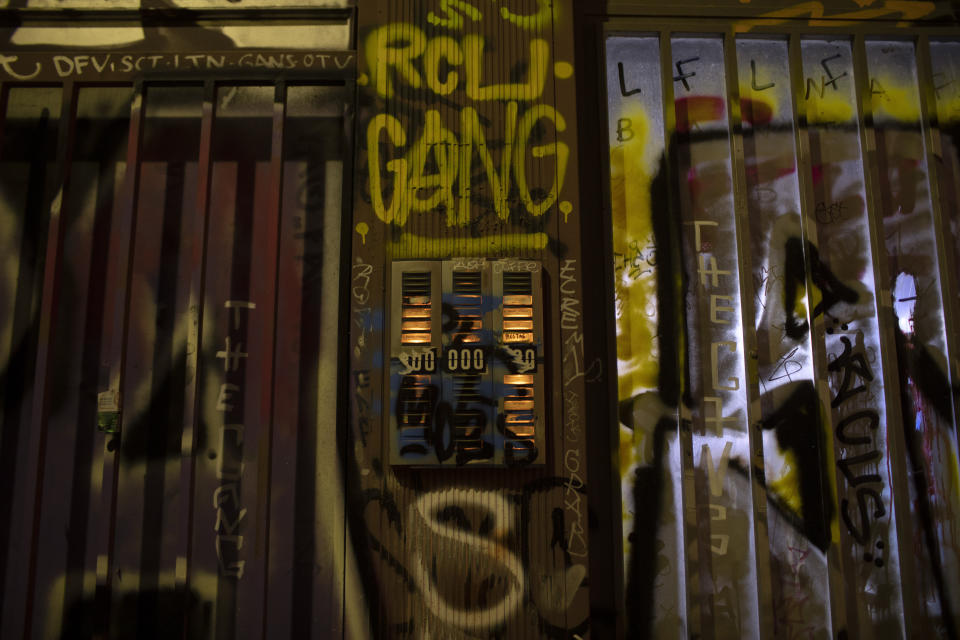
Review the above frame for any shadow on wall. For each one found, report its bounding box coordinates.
[59,587,211,640]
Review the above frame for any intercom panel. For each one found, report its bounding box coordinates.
[388,258,545,467]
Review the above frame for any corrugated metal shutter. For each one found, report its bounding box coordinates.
[607,29,960,638]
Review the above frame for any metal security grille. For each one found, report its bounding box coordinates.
[607,28,960,639]
[400,270,433,345]
[389,259,545,467]
[0,60,353,637]
[501,272,534,343]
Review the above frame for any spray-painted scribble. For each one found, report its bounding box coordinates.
[608,26,960,640]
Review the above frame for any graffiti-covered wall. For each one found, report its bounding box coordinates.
[2,0,960,639]
[601,2,960,638]
[350,0,592,636]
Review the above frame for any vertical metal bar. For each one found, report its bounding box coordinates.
[0,82,8,160]
[330,82,354,640]
[337,78,373,640]
[76,109,127,640]
[108,85,165,636]
[180,79,216,637]
[89,79,145,635]
[548,4,592,629]
[0,81,15,635]
[261,80,290,639]
[594,27,627,640]
[657,29,694,640]
[786,44,823,348]
[722,28,772,639]
[0,79,17,618]
[850,32,922,635]
[924,41,960,379]
[14,81,76,639]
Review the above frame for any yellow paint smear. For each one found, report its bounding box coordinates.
[948,438,960,510]
[739,81,779,119]
[871,76,921,123]
[821,400,841,544]
[806,92,854,125]
[387,232,548,259]
[620,424,638,478]
[734,1,936,33]
[610,106,659,398]
[770,450,803,517]
[938,93,960,125]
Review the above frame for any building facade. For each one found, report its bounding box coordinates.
[1,1,959,638]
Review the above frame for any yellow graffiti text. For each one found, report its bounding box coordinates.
[367,102,567,226]
[428,0,482,30]
[366,23,549,101]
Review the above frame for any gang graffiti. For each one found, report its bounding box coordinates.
[363,11,572,228]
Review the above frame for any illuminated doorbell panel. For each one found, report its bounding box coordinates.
[389,258,545,467]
